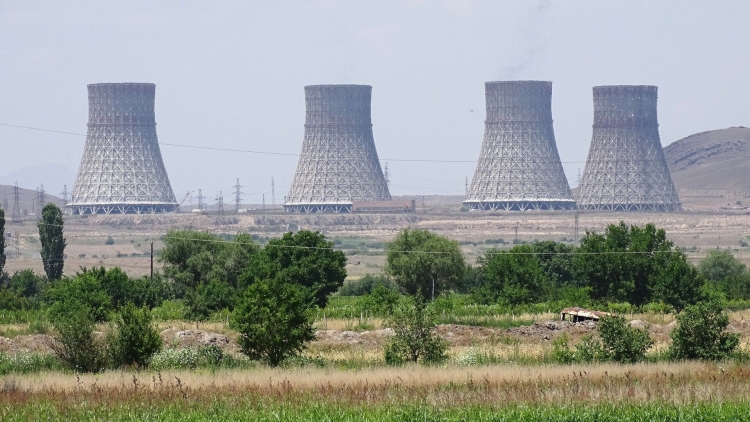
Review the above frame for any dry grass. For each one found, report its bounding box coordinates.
[2,361,749,407]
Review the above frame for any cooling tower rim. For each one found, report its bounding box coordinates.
[593,85,657,93]
[88,82,156,88]
[485,80,552,86]
[305,84,371,89]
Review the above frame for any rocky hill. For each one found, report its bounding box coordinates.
[664,127,750,192]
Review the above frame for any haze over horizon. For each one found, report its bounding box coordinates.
[2,1,749,204]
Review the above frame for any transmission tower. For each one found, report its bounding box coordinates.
[285,85,391,213]
[68,83,178,214]
[60,185,69,205]
[197,189,205,211]
[37,184,46,214]
[11,182,21,222]
[464,81,575,211]
[233,178,243,213]
[2,195,7,211]
[216,191,224,215]
[271,177,276,207]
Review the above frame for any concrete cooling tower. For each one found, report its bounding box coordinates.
[577,85,681,212]
[464,81,575,211]
[284,85,391,213]
[68,83,178,214]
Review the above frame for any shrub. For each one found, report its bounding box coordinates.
[109,304,162,368]
[105,236,115,245]
[598,316,653,363]
[48,302,108,373]
[361,284,400,316]
[233,277,315,367]
[337,274,399,296]
[669,300,740,361]
[383,299,448,365]
[550,333,574,364]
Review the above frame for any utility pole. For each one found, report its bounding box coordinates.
[514,223,519,244]
[233,178,243,213]
[271,177,276,207]
[150,241,154,280]
[262,194,265,213]
[422,196,426,214]
[15,232,19,259]
[574,211,579,245]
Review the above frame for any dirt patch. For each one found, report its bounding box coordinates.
[159,328,237,353]
[0,334,55,354]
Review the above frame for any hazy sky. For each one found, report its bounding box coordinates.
[2,1,749,204]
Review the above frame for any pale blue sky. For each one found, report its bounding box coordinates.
[1,1,749,203]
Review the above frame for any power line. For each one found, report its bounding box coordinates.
[7,122,742,164]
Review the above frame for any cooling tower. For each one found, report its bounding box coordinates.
[284,85,391,213]
[68,83,178,214]
[463,81,575,211]
[577,85,681,212]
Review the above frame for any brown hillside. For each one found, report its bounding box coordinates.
[664,127,750,192]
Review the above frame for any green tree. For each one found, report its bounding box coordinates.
[385,229,465,301]
[575,222,700,307]
[0,208,6,275]
[160,230,258,295]
[531,241,576,285]
[38,203,66,280]
[383,298,448,365]
[650,251,705,312]
[669,300,740,361]
[110,303,162,368]
[699,250,750,300]
[233,277,315,367]
[77,266,168,310]
[46,273,112,322]
[160,230,258,317]
[474,245,549,305]
[252,230,346,308]
[597,316,653,363]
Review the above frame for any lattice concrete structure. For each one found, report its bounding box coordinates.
[464,81,575,211]
[68,83,178,215]
[285,85,391,213]
[578,85,681,212]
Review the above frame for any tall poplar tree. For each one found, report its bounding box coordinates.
[38,203,66,280]
[0,208,6,274]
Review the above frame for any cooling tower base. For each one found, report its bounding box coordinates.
[68,203,178,215]
[576,203,682,212]
[283,203,353,213]
[463,200,577,211]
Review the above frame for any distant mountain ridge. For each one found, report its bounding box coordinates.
[664,127,750,192]
[0,162,76,198]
